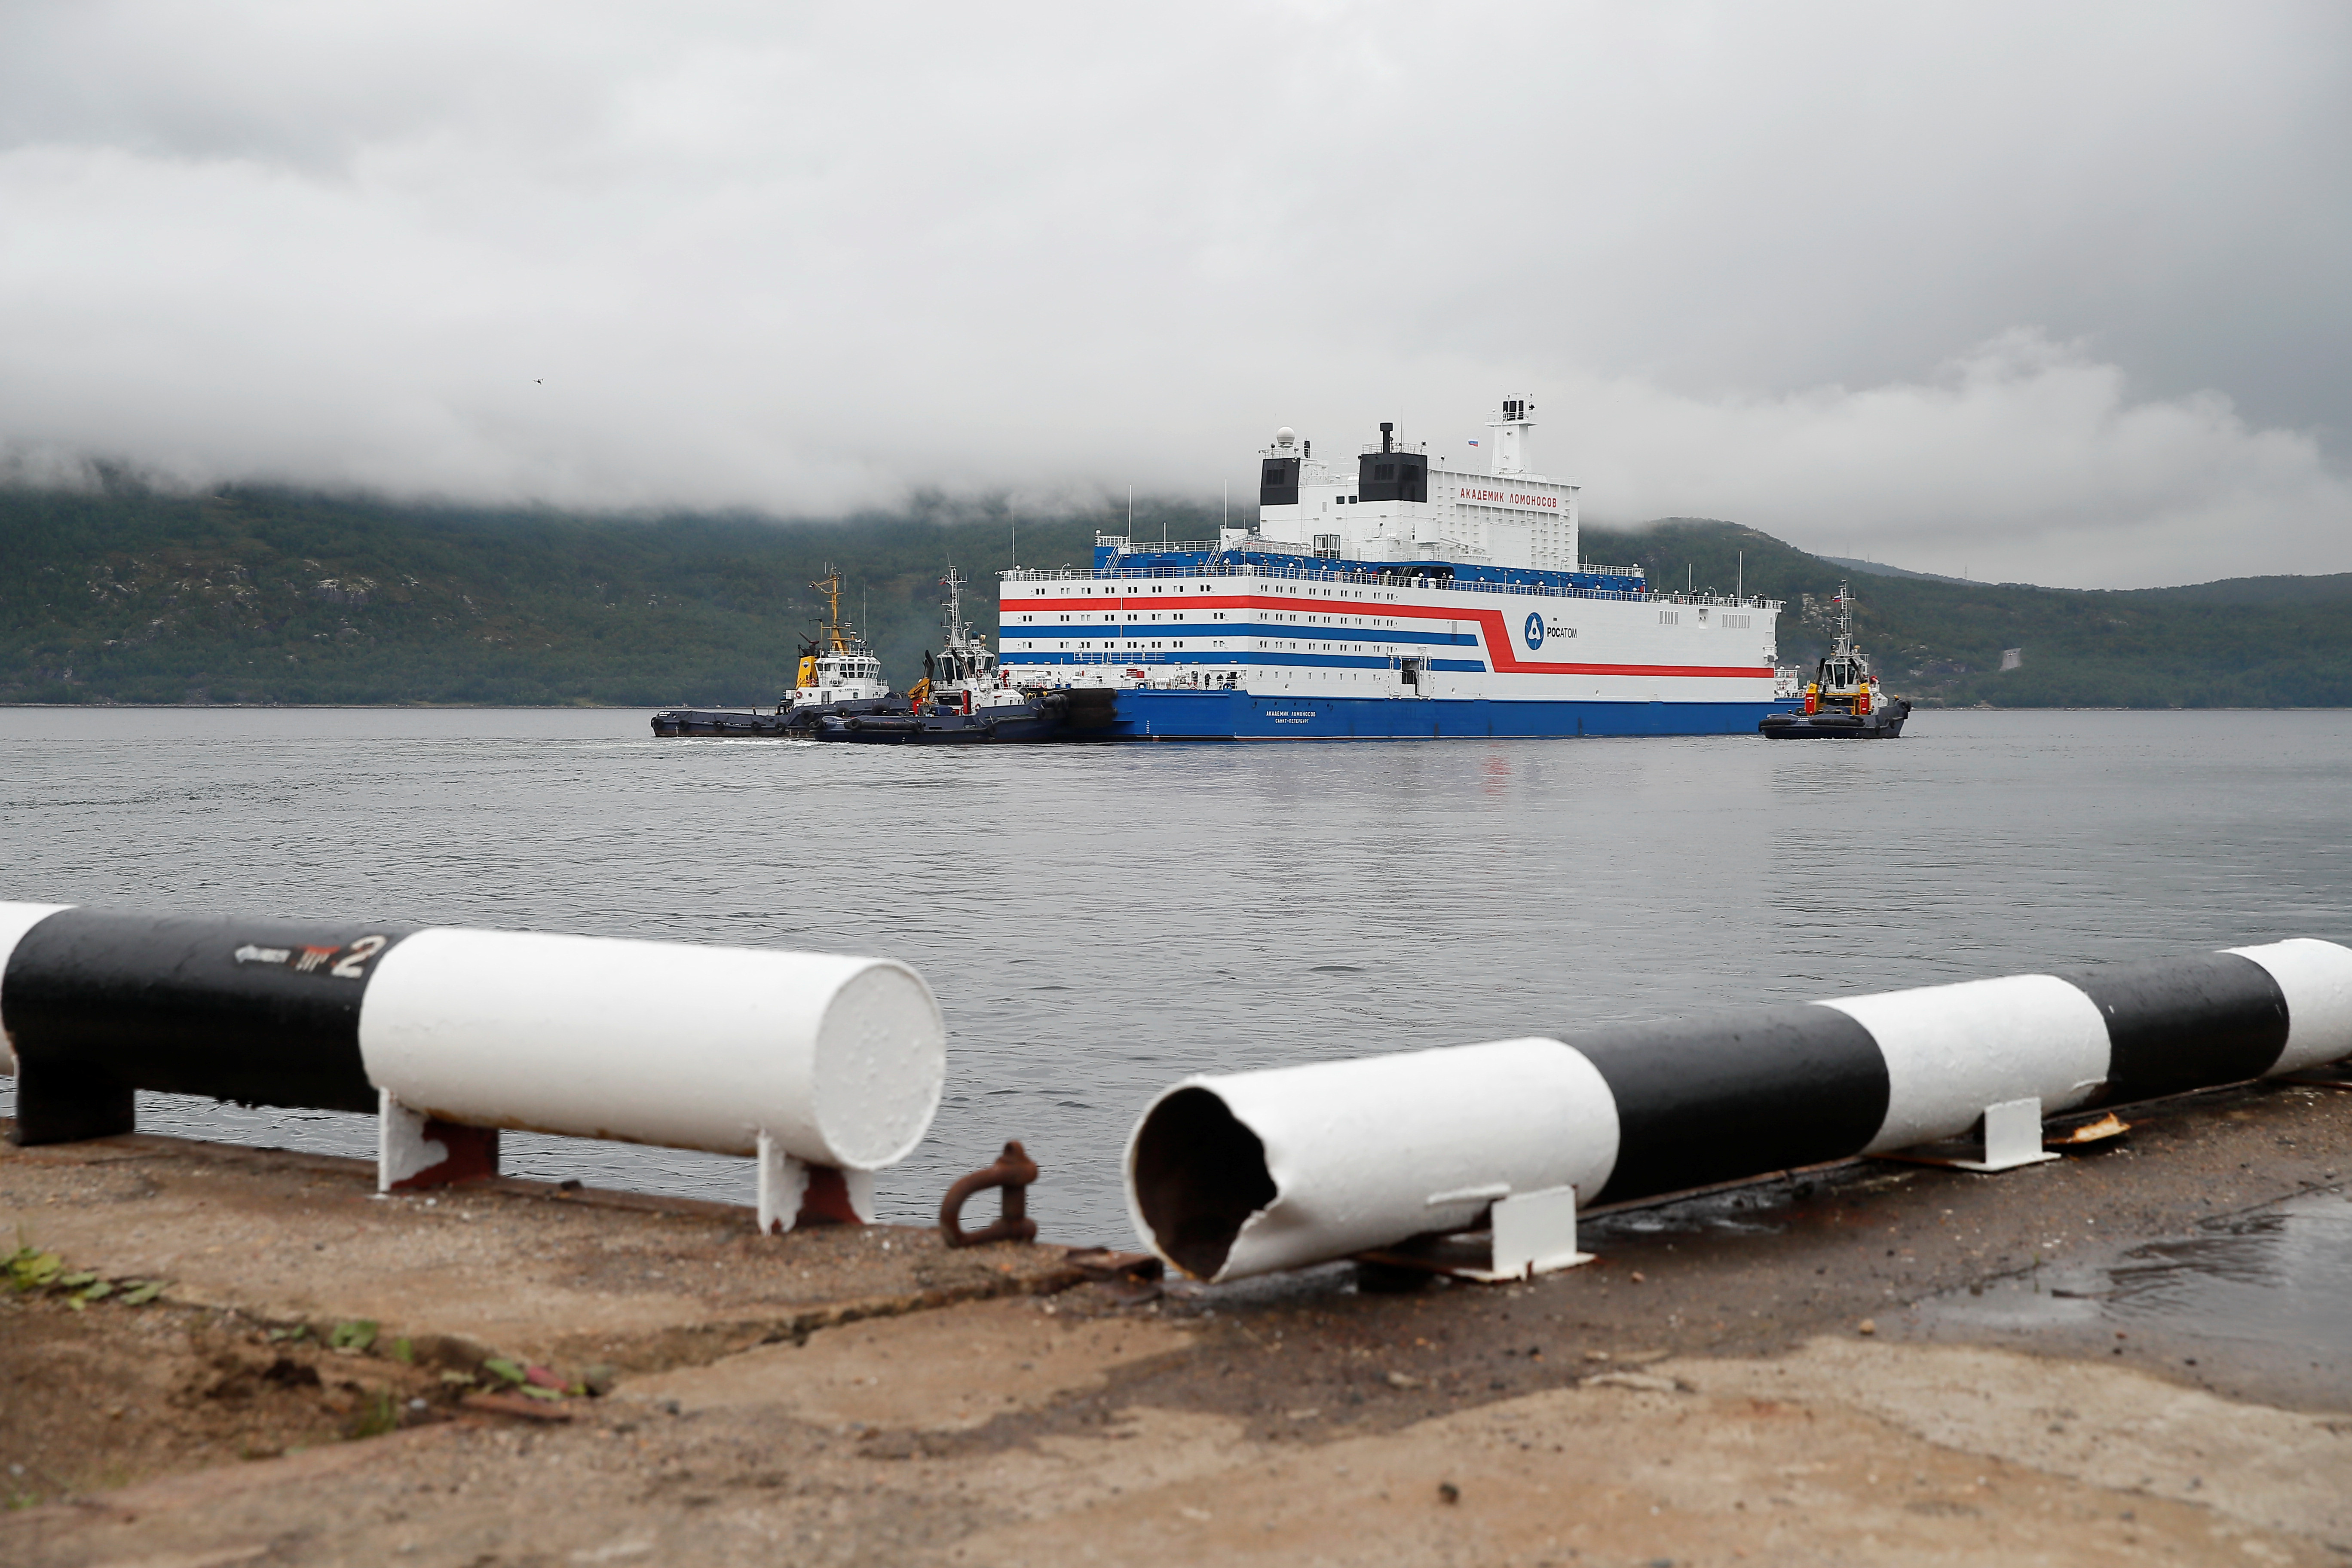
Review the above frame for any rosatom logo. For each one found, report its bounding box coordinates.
[1524,611,1545,649]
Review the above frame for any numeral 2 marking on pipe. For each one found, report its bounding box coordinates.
[330,934,389,980]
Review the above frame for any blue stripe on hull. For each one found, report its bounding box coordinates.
[1006,628,1483,650]
[1076,691,1798,740]
[1010,649,1484,669]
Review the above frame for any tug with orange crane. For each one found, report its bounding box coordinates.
[810,569,1107,744]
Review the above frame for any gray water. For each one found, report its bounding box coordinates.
[3,708,2348,1243]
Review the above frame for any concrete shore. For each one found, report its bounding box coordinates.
[4,1078,2349,1567]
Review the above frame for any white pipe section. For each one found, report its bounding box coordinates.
[358,928,945,1170]
[2230,938,2352,1074]
[1822,974,2109,1154]
[0,902,75,1075]
[1126,1038,1617,1282]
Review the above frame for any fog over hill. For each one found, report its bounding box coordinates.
[3,6,2349,588]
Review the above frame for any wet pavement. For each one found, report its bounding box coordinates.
[1909,1187,2352,1409]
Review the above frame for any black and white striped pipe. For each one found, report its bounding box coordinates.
[0,903,946,1232]
[1124,940,2352,1283]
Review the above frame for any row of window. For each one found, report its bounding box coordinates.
[1653,610,1753,629]
[1005,641,1396,653]
[1014,612,1402,626]
[1010,584,1409,602]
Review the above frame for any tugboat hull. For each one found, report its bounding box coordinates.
[811,688,1114,744]
[1758,700,1910,739]
[812,709,1059,744]
[651,698,903,738]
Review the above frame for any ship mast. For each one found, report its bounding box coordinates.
[936,566,996,683]
[812,568,852,655]
[942,567,988,647]
[1828,581,1868,684]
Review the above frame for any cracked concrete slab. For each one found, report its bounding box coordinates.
[616,1295,1194,1430]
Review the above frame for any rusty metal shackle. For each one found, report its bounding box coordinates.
[939,1139,1039,1247]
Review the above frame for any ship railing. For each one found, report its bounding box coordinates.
[1099,538,1225,556]
[1038,650,1181,665]
[1002,561,1782,612]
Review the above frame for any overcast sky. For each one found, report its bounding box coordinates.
[3,2,2347,587]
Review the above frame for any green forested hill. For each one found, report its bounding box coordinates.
[3,486,2346,707]
[1579,518,2352,707]
[0,487,1181,706]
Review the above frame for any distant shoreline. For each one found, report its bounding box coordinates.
[9,495,2345,708]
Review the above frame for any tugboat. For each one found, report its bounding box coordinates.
[812,569,1105,744]
[1758,582,1911,739]
[650,570,903,738]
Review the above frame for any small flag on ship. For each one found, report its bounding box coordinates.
[1467,438,1479,446]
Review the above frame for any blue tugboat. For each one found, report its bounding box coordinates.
[1758,582,1910,739]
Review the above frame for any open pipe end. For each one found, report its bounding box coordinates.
[1127,1085,1277,1280]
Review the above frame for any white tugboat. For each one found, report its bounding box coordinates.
[1757,582,1910,738]
[650,568,900,738]
[789,569,895,712]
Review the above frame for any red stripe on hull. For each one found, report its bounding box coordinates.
[1001,588,1772,681]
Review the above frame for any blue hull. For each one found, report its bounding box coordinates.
[1070,691,1798,741]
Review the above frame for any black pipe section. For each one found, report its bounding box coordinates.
[4,909,412,1145]
[1568,1004,1889,1206]
[2052,951,2288,1105]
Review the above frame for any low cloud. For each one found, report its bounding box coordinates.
[2,3,2347,588]
[1559,331,2352,588]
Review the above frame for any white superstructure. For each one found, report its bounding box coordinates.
[992,402,1790,739]
[1252,401,1578,570]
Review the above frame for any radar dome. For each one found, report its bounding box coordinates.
[1274,427,1295,447]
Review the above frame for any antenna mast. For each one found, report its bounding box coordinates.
[811,567,849,655]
